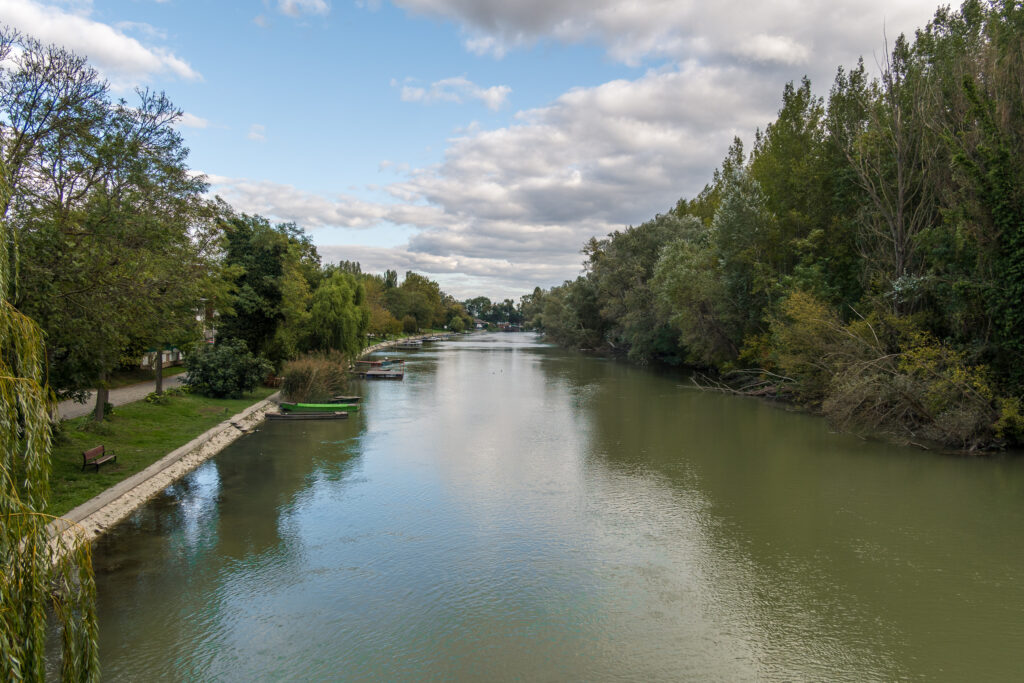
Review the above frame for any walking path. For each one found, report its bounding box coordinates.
[57,374,187,420]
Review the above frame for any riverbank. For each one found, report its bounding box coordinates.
[49,388,277,515]
[47,332,456,545]
[358,331,447,357]
[47,391,279,548]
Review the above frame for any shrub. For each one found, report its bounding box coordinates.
[185,339,272,398]
[823,328,999,450]
[281,351,350,403]
[144,386,187,405]
[402,314,417,334]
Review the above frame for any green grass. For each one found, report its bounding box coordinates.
[48,387,275,517]
[106,365,187,389]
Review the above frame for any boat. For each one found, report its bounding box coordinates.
[353,359,405,379]
[266,411,348,420]
[355,358,401,367]
[279,402,360,413]
[396,339,422,348]
[330,395,362,403]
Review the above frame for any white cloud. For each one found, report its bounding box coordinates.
[390,0,936,72]
[217,0,942,297]
[247,124,266,142]
[208,176,390,228]
[177,112,209,129]
[253,14,270,27]
[396,75,511,110]
[114,21,167,41]
[211,62,772,294]
[277,0,329,17]
[0,0,200,86]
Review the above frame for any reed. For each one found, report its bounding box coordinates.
[281,351,350,403]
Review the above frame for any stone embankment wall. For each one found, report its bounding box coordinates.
[48,394,279,548]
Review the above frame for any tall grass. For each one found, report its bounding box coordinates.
[281,351,350,403]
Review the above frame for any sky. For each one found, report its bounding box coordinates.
[1,0,944,300]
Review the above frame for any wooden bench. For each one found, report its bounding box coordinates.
[82,445,116,472]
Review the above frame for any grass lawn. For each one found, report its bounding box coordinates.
[48,387,276,518]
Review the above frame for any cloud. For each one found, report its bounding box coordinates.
[247,124,267,142]
[277,0,329,17]
[394,76,511,110]
[390,0,936,71]
[222,0,942,298]
[0,0,200,85]
[211,62,774,295]
[114,21,167,41]
[177,112,209,129]
[207,176,391,228]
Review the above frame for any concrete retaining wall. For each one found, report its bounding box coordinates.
[48,393,279,547]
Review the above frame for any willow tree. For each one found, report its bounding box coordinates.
[1,29,100,680]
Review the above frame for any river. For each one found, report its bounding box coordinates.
[88,332,1024,681]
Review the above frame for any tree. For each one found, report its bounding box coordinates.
[385,271,445,329]
[216,214,321,366]
[310,270,370,357]
[1,28,99,680]
[585,212,692,362]
[11,80,212,420]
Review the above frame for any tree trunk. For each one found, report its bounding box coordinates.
[93,370,108,421]
[154,348,164,395]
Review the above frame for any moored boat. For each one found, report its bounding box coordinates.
[266,411,349,420]
[279,402,360,412]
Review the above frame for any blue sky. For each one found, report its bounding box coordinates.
[2,0,943,300]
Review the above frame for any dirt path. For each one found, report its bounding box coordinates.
[57,374,187,420]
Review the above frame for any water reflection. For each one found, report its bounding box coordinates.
[87,333,1024,681]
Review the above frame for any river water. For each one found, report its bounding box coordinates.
[90,332,1024,681]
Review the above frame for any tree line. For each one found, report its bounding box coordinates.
[523,0,1024,451]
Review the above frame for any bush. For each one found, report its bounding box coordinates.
[823,327,999,450]
[144,386,188,405]
[281,351,350,403]
[184,339,272,398]
[402,314,417,334]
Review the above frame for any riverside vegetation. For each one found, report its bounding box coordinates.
[520,0,1024,452]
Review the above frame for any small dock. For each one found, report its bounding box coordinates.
[354,359,405,380]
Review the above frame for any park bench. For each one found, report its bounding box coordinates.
[82,445,116,472]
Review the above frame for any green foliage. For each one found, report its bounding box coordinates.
[402,314,418,333]
[994,397,1024,446]
[281,351,350,403]
[184,339,272,398]
[824,326,999,450]
[1,29,99,680]
[385,271,446,329]
[216,214,322,365]
[310,270,370,357]
[144,386,187,405]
